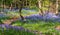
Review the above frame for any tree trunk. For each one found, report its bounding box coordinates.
[3,0,4,12]
[38,0,43,15]
[56,0,58,14]
[9,3,13,10]
[19,1,24,20]
[26,0,27,7]
[29,1,31,8]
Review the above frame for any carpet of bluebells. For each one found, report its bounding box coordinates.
[0,9,60,35]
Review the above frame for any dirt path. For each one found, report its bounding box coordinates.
[2,17,19,25]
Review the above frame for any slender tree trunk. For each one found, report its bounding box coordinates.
[23,1,24,8]
[29,1,31,8]
[18,1,24,20]
[26,0,27,7]
[15,3,16,9]
[38,0,43,15]
[0,2,2,12]
[56,0,58,14]
[9,3,13,10]
[48,0,50,12]
[3,0,4,12]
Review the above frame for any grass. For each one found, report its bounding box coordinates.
[0,20,60,35]
[0,28,35,35]
[21,9,39,16]
[12,20,60,35]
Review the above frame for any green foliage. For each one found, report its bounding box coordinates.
[29,6,39,11]
[5,0,13,5]
[21,9,38,16]
[0,0,13,5]
[41,0,50,11]
[0,28,35,35]
[28,0,37,5]
[12,20,60,35]
[0,16,11,24]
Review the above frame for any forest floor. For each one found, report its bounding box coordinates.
[0,9,60,35]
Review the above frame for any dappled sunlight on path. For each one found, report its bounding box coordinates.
[2,17,20,25]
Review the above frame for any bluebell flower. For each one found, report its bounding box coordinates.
[25,14,43,21]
